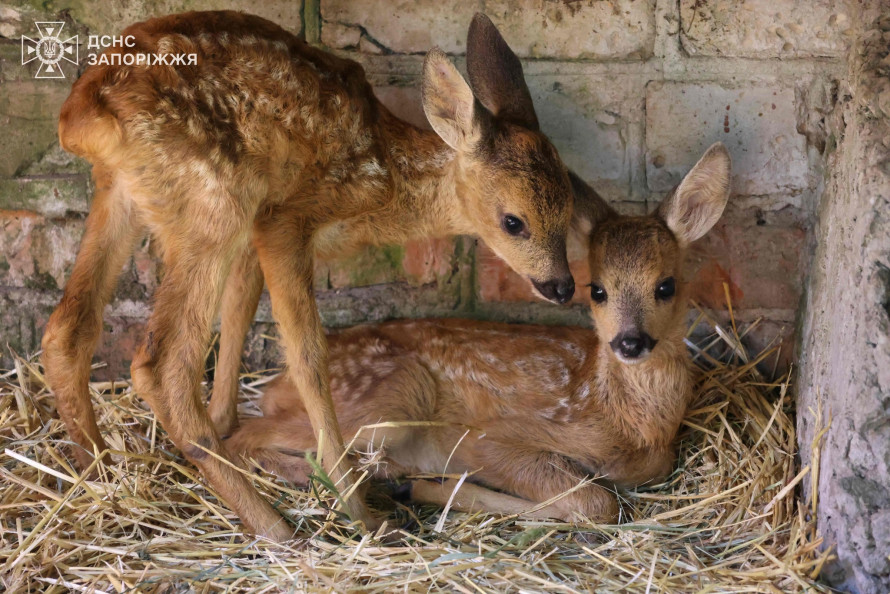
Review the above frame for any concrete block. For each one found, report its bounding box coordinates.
[680,0,854,58]
[0,176,90,216]
[646,82,809,195]
[321,0,656,59]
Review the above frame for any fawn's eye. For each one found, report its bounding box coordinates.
[589,283,607,303]
[656,277,676,300]
[502,215,526,237]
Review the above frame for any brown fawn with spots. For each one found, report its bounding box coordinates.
[225,144,732,521]
[41,11,577,540]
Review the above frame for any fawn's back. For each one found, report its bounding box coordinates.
[60,11,394,218]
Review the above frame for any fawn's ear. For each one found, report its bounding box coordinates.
[422,48,483,152]
[568,170,614,245]
[465,13,539,131]
[658,143,731,245]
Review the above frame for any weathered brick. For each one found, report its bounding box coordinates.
[0,210,79,290]
[0,45,72,177]
[321,20,361,49]
[680,0,854,58]
[0,176,89,216]
[527,74,642,203]
[321,0,656,59]
[0,285,151,380]
[646,82,809,195]
[0,286,56,362]
[3,1,302,39]
[315,237,461,291]
[0,3,83,39]
[686,205,807,311]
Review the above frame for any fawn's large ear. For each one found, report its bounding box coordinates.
[465,13,539,131]
[658,143,731,246]
[422,48,483,152]
[569,170,614,244]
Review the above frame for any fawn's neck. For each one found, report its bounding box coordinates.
[594,331,691,448]
[365,119,475,243]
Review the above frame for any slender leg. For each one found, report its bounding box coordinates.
[253,213,379,531]
[130,234,291,541]
[208,246,264,436]
[448,438,619,522]
[42,169,140,470]
[410,479,586,521]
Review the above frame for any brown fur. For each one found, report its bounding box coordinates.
[226,144,733,522]
[41,11,575,541]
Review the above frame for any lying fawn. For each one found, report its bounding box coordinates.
[226,144,732,521]
[41,12,577,540]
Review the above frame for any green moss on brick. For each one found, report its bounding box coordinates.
[24,270,58,291]
[347,244,405,287]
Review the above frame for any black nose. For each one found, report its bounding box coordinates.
[532,276,575,304]
[620,336,643,358]
[609,332,658,360]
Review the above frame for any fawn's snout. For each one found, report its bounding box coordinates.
[610,331,658,362]
[532,275,575,303]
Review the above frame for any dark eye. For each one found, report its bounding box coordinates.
[502,214,525,237]
[656,277,675,300]
[589,283,607,303]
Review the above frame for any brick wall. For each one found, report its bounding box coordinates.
[0,0,849,378]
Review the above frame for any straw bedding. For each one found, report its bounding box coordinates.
[1,305,832,592]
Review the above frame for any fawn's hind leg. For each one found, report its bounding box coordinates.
[409,479,579,521]
[441,429,619,523]
[208,245,264,436]
[42,169,140,471]
[130,223,291,541]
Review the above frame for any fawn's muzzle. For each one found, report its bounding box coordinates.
[532,276,575,304]
[610,331,658,361]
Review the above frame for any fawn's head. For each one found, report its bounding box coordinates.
[585,144,731,364]
[421,14,574,303]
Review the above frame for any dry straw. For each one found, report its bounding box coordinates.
[1,301,832,592]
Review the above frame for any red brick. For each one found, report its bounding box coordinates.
[687,209,807,311]
[402,237,456,285]
[316,237,458,290]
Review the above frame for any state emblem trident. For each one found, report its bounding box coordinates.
[22,22,79,79]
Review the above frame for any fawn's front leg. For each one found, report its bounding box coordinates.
[253,214,379,532]
[208,245,264,436]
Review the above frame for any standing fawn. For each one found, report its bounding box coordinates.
[225,144,732,521]
[41,11,577,540]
